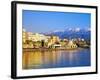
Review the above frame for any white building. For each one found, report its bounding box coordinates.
[27,33,48,42]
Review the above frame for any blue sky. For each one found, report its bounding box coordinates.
[22,10,91,33]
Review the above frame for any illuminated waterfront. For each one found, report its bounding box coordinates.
[22,48,90,69]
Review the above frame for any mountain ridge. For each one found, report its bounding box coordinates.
[43,28,91,40]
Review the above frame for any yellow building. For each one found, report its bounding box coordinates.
[27,33,48,42]
[66,40,78,49]
[48,36,60,44]
[27,32,34,41]
[47,36,60,47]
[22,29,28,43]
[51,36,60,43]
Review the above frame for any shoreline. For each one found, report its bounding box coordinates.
[23,47,90,52]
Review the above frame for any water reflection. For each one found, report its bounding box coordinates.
[22,48,90,69]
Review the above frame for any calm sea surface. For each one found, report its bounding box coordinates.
[22,48,90,69]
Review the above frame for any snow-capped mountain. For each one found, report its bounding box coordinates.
[44,28,91,40]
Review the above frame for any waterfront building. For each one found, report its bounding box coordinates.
[47,36,60,48]
[27,33,48,42]
[27,32,34,41]
[22,29,28,43]
[63,39,68,42]
[52,44,61,48]
[66,40,78,49]
[51,36,60,43]
[49,36,60,44]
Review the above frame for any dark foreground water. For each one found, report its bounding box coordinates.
[22,48,90,69]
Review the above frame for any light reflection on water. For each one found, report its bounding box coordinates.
[22,48,90,69]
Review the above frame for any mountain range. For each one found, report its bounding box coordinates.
[43,28,91,41]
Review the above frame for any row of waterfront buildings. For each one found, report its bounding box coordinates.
[23,29,89,49]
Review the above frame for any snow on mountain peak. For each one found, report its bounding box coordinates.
[75,28,80,32]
